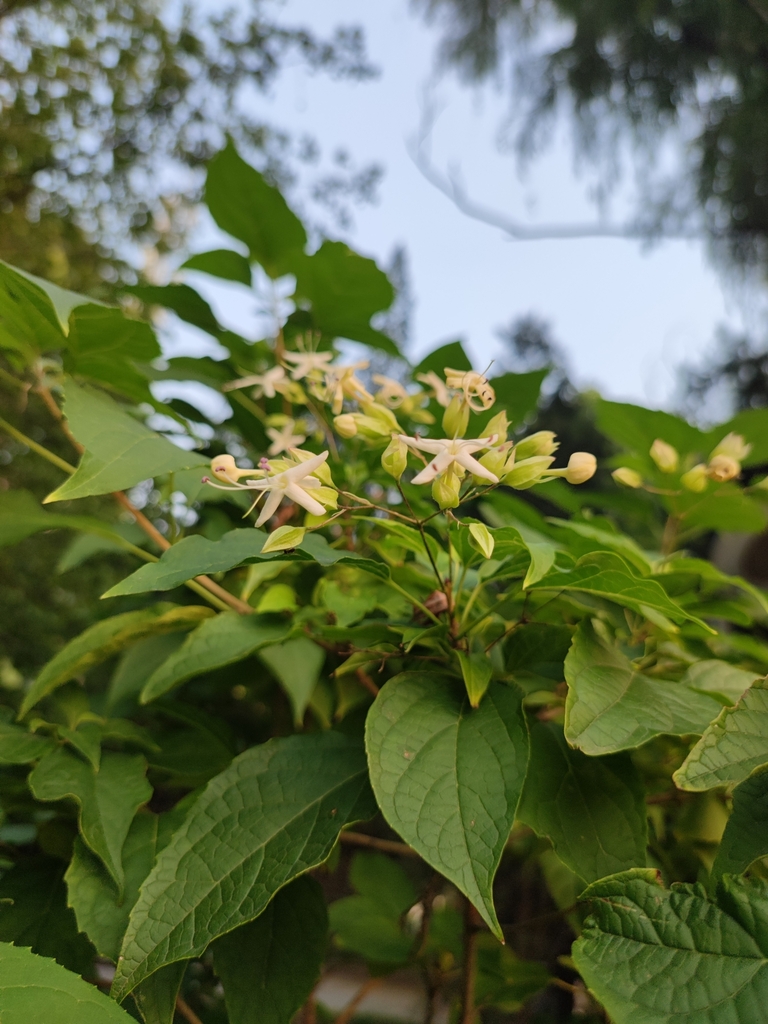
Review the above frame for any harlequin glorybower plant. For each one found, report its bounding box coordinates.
[1,144,768,1024]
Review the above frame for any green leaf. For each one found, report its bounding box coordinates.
[139,612,292,704]
[504,623,573,693]
[29,748,151,891]
[469,522,495,559]
[0,720,53,764]
[0,488,145,551]
[522,540,556,588]
[488,370,548,429]
[712,766,768,880]
[474,935,550,1012]
[213,877,327,1024]
[548,518,653,574]
[330,851,417,965]
[20,604,214,716]
[64,305,160,404]
[0,941,135,1024]
[182,249,252,286]
[457,651,493,708]
[104,528,390,598]
[66,805,190,962]
[292,241,398,355]
[673,680,768,791]
[530,552,710,630]
[128,283,221,337]
[132,963,187,1024]
[258,638,325,726]
[44,381,206,503]
[365,673,529,938]
[565,621,722,755]
[112,732,375,1001]
[596,400,706,466]
[573,870,768,1024]
[0,858,94,974]
[107,634,186,710]
[205,141,307,276]
[255,584,297,614]
[681,660,760,705]
[414,340,471,376]
[682,488,768,534]
[0,259,103,350]
[518,721,648,884]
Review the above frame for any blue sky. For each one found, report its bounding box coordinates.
[176,0,760,412]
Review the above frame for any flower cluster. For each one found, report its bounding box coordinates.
[208,353,597,523]
[613,432,751,493]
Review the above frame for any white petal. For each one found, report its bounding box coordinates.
[412,448,454,485]
[255,489,283,527]
[284,450,329,483]
[455,451,498,482]
[285,483,326,517]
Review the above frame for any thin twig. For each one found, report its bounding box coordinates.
[355,667,380,696]
[460,902,480,1024]
[339,831,420,858]
[175,996,205,1024]
[333,977,383,1024]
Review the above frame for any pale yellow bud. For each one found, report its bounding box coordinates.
[474,446,509,484]
[612,467,643,489]
[711,432,751,462]
[503,455,555,489]
[515,431,559,460]
[707,453,740,483]
[681,463,708,492]
[211,454,241,483]
[565,452,597,485]
[381,436,408,480]
[442,394,470,438]
[334,414,358,439]
[432,470,462,509]
[650,439,679,473]
[468,522,495,559]
[361,401,400,432]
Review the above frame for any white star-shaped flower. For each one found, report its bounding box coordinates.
[266,419,307,455]
[321,362,372,414]
[204,451,329,526]
[399,434,499,485]
[222,365,287,398]
[282,350,334,381]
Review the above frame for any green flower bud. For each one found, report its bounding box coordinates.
[473,446,509,484]
[381,436,408,480]
[432,470,462,509]
[442,394,470,438]
[612,467,643,488]
[681,463,708,492]
[482,410,510,442]
[361,401,400,432]
[514,431,558,460]
[469,522,495,559]
[650,439,679,473]
[503,455,555,489]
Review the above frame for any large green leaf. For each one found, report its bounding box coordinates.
[0,858,94,974]
[19,604,213,716]
[365,673,529,939]
[0,941,135,1024]
[681,660,760,705]
[205,141,307,276]
[111,732,375,1001]
[573,870,768,1024]
[258,638,325,726]
[292,240,398,355]
[518,720,647,884]
[595,400,707,466]
[681,487,768,534]
[529,552,709,629]
[45,381,206,502]
[488,370,548,429]
[66,804,191,962]
[564,621,722,755]
[103,528,389,598]
[673,680,768,791]
[132,963,187,1024]
[712,766,768,880]
[213,877,328,1024]
[139,612,292,703]
[29,748,151,891]
[64,305,160,404]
